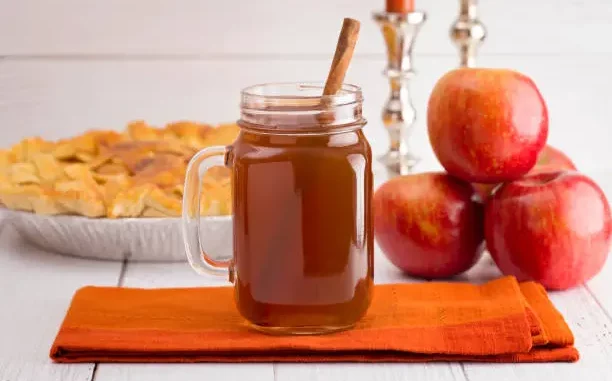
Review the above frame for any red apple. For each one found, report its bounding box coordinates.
[485,171,612,290]
[374,172,485,279]
[473,144,577,200]
[427,68,548,183]
[531,145,576,174]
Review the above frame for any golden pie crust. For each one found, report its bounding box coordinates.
[0,121,238,218]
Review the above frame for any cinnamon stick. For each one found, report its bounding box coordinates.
[251,19,362,316]
[322,18,361,96]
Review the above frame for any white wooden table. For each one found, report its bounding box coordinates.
[2,0,612,379]
[1,169,612,381]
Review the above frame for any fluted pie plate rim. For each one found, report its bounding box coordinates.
[2,208,232,262]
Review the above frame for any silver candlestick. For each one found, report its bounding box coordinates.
[450,0,486,67]
[373,11,426,175]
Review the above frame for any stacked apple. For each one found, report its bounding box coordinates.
[374,68,612,290]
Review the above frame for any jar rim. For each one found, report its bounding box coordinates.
[241,82,363,107]
[239,81,365,134]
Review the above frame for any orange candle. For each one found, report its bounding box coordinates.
[386,0,414,13]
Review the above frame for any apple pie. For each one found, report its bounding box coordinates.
[0,120,239,218]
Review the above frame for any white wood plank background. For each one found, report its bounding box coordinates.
[1,0,612,380]
[1,0,611,56]
[1,55,611,172]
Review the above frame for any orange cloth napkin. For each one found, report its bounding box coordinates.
[50,276,578,363]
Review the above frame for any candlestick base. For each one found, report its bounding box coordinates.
[379,151,419,176]
[373,11,426,177]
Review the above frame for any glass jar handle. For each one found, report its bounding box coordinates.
[182,146,232,277]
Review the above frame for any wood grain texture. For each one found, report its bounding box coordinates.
[93,262,274,381]
[456,233,612,381]
[0,226,122,381]
[273,256,468,381]
[582,173,612,340]
[322,18,361,96]
[94,364,274,381]
[464,283,612,381]
[0,0,611,56]
[0,174,611,380]
[94,249,468,381]
[275,363,467,381]
[0,56,610,172]
[92,234,612,380]
[1,0,611,374]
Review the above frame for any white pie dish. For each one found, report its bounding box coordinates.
[3,209,232,262]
